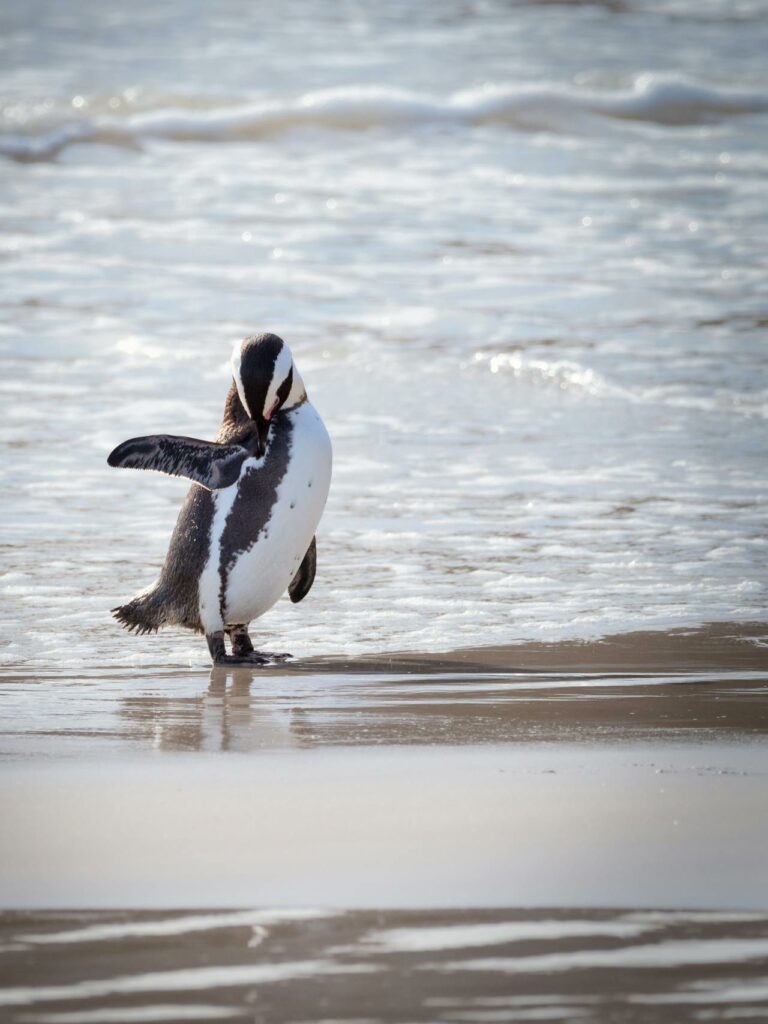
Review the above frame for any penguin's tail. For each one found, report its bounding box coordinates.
[112,582,169,635]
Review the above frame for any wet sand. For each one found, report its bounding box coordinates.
[1,622,767,1019]
[3,740,767,911]
[2,908,768,1023]
[2,621,767,759]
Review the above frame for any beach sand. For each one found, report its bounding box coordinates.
[1,622,767,1020]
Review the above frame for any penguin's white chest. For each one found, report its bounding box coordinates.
[198,402,332,632]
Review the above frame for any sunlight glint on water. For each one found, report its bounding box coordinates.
[0,0,766,669]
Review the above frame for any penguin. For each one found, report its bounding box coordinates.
[107,333,332,664]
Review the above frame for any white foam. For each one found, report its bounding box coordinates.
[429,937,768,974]
[0,960,378,1008]
[15,909,331,946]
[2,76,766,161]
[473,351,623,398]
[631,979,768,1004]
[473,351,768,418]
[20,1007,242,1023]
[440,1009,589,1021]
[346,919,653,954]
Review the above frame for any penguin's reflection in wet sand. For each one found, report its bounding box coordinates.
[200,666,309,752]
[114,667,308,753]
[108,333,332,666]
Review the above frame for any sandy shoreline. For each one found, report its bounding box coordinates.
[2,741,767,911]
[0,622,766,912]
[0,623,767,1019]
[4,621,767,684]
[1,622,767,760]
[295,621,768,676]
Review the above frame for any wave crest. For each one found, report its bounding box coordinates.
[474,350,768,418]
[2,75,767,162]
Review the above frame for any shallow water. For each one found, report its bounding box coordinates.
[2,623,768,759]
[3,908,768,1023]
[1,0,767,667]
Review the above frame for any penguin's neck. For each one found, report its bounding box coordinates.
[216,381,308,443]
[216,385,250,442]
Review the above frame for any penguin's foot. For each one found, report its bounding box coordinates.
[228,651,291,665]
[215,652,270,666]
[226,623,256,658]
[211,651,290,666]
[208,629,292,666]
[252,650,292,663]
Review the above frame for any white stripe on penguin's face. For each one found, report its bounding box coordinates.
[264,342,294,417]
[230,339,252,418]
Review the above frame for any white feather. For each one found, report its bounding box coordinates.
[197,461,258,633]
[230,339,251,418]
[263,343,294,416]
[222,401,332,626]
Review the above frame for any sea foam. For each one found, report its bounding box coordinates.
[2,75,767,162]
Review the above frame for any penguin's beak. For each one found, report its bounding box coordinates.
[254,414,271,458]
[254,399,279,457]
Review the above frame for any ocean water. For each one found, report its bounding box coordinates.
[1,0,767,668]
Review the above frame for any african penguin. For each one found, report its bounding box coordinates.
[108,333,332,664]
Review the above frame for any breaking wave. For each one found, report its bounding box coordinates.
[3,75,767,162]
[473,350,768,418]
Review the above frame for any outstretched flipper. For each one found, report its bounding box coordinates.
[108,434,253,490]
[289,536,316,604]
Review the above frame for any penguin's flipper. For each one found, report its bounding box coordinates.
[288,536,316,603]
[108,434,249,490]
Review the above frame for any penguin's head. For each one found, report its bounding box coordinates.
[231,333,305,456]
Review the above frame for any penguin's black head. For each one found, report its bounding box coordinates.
[231,333,304,456]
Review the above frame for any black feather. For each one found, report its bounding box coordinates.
[108,434,253,490]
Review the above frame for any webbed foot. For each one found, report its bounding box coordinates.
[207,628,292,666]
[218,651,291,665]
[215,652,270,666]
[253,650,292,663]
